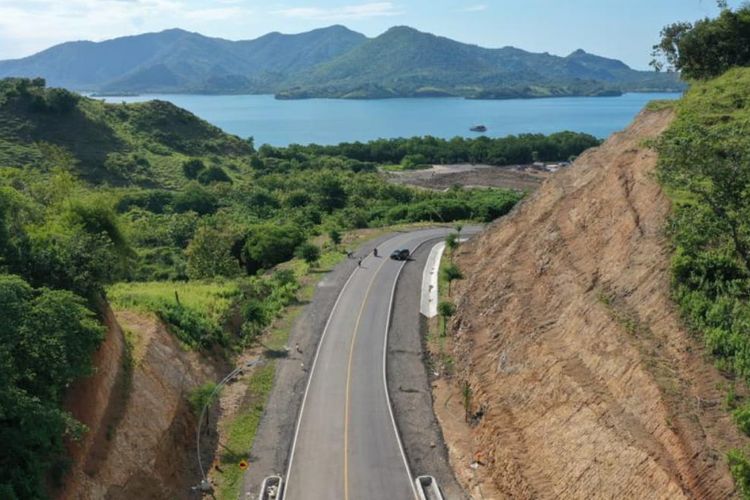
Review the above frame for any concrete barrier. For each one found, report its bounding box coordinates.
[259,475,283,500]
[415,475,443,500]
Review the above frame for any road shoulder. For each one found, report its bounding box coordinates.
[242,235,393,497]
[388,239,468,500]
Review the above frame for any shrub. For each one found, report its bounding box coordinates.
[728,449,750,499]
[172,183,218,215]
[295,242,321,267]
[197,165,232,185]
[182,159,205,179]
[734,404,750,436]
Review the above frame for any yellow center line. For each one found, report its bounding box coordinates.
[344,254,391,500]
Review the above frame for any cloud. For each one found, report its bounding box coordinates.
[272,2,402,21]
[458,4,487,12]
[0,0,253,58]
[183,6,251,21]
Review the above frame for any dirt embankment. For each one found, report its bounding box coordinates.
[59,308,221,499]
[443,108,750,498]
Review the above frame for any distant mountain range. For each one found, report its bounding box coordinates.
[0,26,685,100]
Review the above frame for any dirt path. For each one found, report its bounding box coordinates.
[386,164,548,192]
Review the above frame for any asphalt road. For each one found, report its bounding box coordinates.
[284,228,453,500]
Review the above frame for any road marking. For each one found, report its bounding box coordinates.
[384,237,445,500]
[284,259,361,497]
[344,254,391,500]
[284,229,450,500]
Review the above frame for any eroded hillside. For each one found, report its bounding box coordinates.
[445,108,749,498]
[59,308,221,499]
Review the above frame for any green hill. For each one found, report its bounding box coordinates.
[0,26,684,99]
[0,78,251,186]
[279,26,684,99]
[0,26,367,94]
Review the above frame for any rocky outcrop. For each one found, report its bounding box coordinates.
[447,108,749,499]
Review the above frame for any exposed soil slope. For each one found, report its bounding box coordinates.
[59,309,220,499]
[446,108,749,499]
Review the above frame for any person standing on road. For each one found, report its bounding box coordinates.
[357,258,362,267]
[373,247,378,257]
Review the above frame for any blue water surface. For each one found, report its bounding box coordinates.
[100,93,680,146]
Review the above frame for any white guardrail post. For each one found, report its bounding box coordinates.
[414,475,444,500]
[259,475,283,500]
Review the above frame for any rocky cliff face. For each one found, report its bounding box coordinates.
[59,309,220,499]
[447,108,749,499]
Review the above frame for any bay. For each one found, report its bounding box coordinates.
[99,93,680,147]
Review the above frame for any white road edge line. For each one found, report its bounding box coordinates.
[283,258,360,495]
[384,235,445,500]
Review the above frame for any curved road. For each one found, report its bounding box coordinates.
[284,228,452,500]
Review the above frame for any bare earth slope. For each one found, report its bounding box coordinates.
[59,310,220,499]
[447,108,749,499]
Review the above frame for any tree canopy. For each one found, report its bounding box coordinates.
[651,3,750,79]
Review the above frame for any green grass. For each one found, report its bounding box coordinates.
[215,363,275,500]
[646,99,679,112]
[656,67,750,496]
[107,280,240,322]
[210,238,347,498]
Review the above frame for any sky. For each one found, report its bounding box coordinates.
[0,0,743,68]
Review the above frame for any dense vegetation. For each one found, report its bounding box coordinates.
[266,131,601,167]
[0,25,683,99]
[0,167,122,497]
[655,61,750,500]
[0,78,608,498]
[652,3,750,80]
[278,26,683,99]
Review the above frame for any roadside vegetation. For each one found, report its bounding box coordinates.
[653,3,750,495]
[0,77,602,498]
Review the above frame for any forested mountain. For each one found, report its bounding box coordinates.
[0,26,684,99]
[0,26,367,94]
[279,26,683,98]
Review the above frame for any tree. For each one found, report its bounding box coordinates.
[442,263,464,296]
[329,228,342,246]
[243,223,305,273]
[312,172,347,212]
[185,224,239,279]
[445,232,459,262]
[296,242,321,268]
[0,274,104,498]
[651,4,750,79]
[438,300,457,337]
[659,125,750,272]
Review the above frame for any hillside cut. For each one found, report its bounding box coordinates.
[448,108,749,498]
